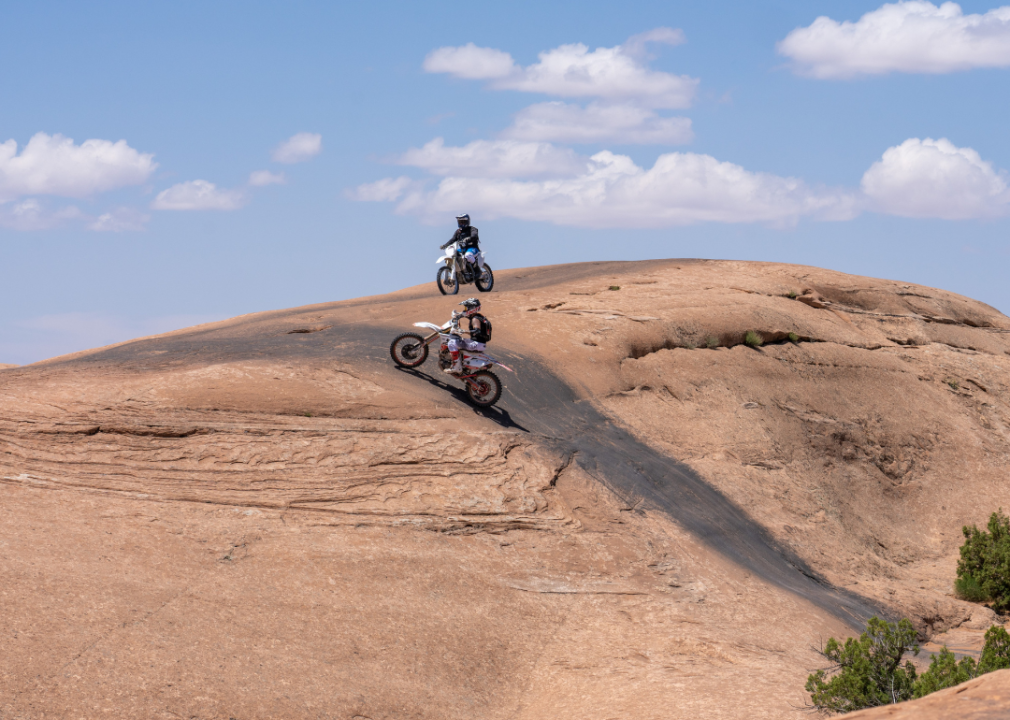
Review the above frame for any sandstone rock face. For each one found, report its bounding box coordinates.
[1,259,1009,718]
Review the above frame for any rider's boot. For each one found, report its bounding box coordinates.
[444,351,463,374]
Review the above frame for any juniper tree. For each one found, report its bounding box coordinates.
[806,617,919,713]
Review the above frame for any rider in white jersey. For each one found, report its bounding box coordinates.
[445,298,490,374]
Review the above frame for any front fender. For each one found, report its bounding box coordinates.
[413,322,450,332]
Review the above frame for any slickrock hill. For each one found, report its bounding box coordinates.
[2,259,1009,719]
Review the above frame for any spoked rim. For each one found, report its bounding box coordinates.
[465,371,502,407]
[390,333,428,367]
[437,267,459,295]
[400,342,422,362]
[476,265,494,292]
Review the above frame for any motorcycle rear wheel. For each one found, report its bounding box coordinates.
[475,264,494,292]
[390,332,428,368]
[465,370,502,407]
[437,267,459,295]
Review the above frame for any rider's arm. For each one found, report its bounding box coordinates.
[440,229,461,250]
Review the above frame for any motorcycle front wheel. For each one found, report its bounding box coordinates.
[390,333,429,368]
[475,264,494,292]
[465,370,502,407]
[437,267,459,295]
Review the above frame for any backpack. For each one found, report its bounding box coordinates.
[469,313,492,343]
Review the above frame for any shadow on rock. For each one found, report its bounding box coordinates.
[394,366,529,432]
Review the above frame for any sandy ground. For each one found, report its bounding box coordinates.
[1,259,1008,718]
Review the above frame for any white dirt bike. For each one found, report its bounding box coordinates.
[436,242,494,295]
[389,316,512,407]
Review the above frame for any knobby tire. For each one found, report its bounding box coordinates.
[465,370,502,407]
[389,333,428,368]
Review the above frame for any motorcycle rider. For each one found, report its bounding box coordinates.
[444,297,491,374]
[440,213,484,273]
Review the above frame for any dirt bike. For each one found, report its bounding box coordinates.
[389,316,512,407]
[436,242,494,295]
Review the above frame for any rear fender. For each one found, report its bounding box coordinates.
[472,353,513,372]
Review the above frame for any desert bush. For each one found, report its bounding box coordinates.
[705,335,718,348]
[912,625,1010,698]
[913,647,976,698]
[978,624,1010,673]
[956,510,1010,612]
[806,617,919,713]
[744,330,763,347]
[788,332,799,343]
[954,573,987,603]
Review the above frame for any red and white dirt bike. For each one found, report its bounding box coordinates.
[389,317,512,407]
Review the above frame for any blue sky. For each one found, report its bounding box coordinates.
[1,0,1009,363]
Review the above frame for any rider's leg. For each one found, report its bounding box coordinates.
[445,336,464,373]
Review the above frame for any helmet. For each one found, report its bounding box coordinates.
[460,297,481,317]
[455,212,470,229]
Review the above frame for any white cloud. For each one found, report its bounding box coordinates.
[0,199,83,230]
[621,27,686,58]
[862,137,1010,218]
[778,1,1010,78]
[397,138,588,178]
[0,132,156,202]
[423,43,516,79]
[89,207,149,232]
[359,151,855,228]
[424,30,698,108]
[151,180,246,211]
[249,170,287,186]
[271,132,322,164]
[502,101,693,145]
[348,176,414,202]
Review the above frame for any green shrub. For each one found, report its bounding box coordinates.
[913,647,977,698]
[807,619,1010,711]
[788,332,799,343]
[705,335,719,349]
[956,510,1010,612]
[744,330,763,347]
[979,625,1010,673]
[806,617,919,713]
[786,291,798,299]
[954,573,987,603]
[608,285,621,291]
[912,625,1010,698]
